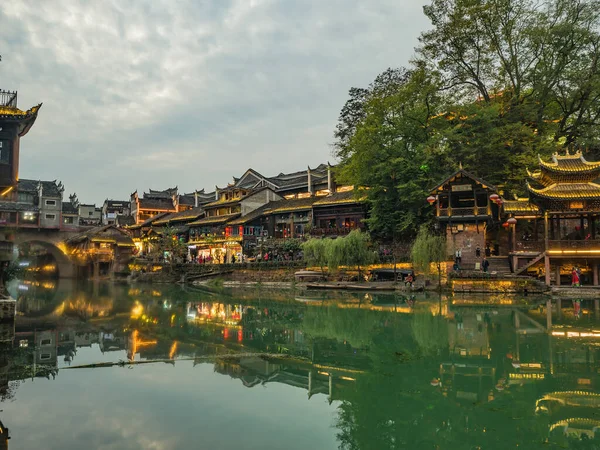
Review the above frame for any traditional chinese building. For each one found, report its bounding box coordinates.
[429,168,502,269]
[64,225,135,278]
[509,150,600,285]
[101,199,130,225]
[0,91,41,263]
[187,187,282,263]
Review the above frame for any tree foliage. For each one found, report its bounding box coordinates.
[302,238,330,275]
[334,0,600,242]
[411,226,447,286]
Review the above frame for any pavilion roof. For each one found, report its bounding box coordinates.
[502,200,541,215]
[538,151,600,173]
[527,182,600,200]
[0,103,42,137]
[429,168,496,194]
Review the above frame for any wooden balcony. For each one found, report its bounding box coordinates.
[438,206,491,217]
[512,239,600,254]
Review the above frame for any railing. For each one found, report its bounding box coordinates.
[512,239,600,252]
[309,227,359,236]
[0,90,17,108]
[548,239,600,251]
[438,206,490,217]
[514,241,545,253]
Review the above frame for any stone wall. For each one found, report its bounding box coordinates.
[0,299,16,321]
[446,224,486,266]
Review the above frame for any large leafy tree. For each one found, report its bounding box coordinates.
[334,0,600,242]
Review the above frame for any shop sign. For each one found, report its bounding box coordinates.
[451,184,472,192]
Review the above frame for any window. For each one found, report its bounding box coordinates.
[40,353,52,360]
[45,200,56,206]
[64,216,74,224]
[40,339,52,346]
[89,211,94,216]
[45,214,56,220]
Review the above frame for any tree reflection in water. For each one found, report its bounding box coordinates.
[1,285,600,449]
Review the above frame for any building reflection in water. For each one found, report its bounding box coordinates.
[5,287,600,447]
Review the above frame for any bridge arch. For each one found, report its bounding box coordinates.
[14,238,75,278]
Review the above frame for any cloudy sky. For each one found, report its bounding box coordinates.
[1,0,430,205]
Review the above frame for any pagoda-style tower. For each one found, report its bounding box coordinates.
[0,90,42,194]
[526,150,600,212]
[521,150,600,285]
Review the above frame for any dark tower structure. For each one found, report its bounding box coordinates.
[0,90,41,195]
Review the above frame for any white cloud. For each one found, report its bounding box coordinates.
[0,0,430,203]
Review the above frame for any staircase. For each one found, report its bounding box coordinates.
[486,256,512,275]
[514,252,546,276]
[457,255,511,275]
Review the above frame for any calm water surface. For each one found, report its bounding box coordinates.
[0,280,598,449]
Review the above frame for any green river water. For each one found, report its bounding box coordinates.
[0,280,598,449]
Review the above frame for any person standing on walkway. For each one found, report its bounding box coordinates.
[572,267,580,287]
[482,257,489,273]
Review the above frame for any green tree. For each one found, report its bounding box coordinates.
[411,226,447,288]
[302,238,330,277]
[151,226,187,267]
[334,0,600,242]
[342,230,377,280]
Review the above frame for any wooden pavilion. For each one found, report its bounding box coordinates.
[510,150,600,285]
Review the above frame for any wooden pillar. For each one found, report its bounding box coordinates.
[546,299,553,331]
[533,218,538,241]
[555,264,561,286]
[512,223,516,252]
[550,216,555,240]
[544,212,549,252]
[594,263,599,286]
[544,254,551,286]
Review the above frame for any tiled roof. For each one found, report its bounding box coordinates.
[228,204,271,225]
[62,202,78,214]
[18,179,63,197]
[137,198,175,211]
[429,168,496,194]
[129,212,170,229]
[313,190,363,206]
[188,213,241,226]
[0,104,42,136]
[203,197,243,208]
[105,200,129,208]
[527,182,600,199]
[265,197,321,214]
[179,194,196,206]
[0,201,38,212]
[502,200,541,215]
[116,215,136,226]
[146,187,177,199]
[538,151,600,173]
[65,225,134,247]
[153,206,205,225]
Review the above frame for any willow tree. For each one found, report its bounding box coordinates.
[411,226,447,288]
[302,238,330,277]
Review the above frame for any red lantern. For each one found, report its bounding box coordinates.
[502,222,510,228]
[490,193,499,202]
[427,195,436,204]
[507,217,517,225]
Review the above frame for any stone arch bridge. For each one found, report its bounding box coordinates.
[13,229,82,278]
